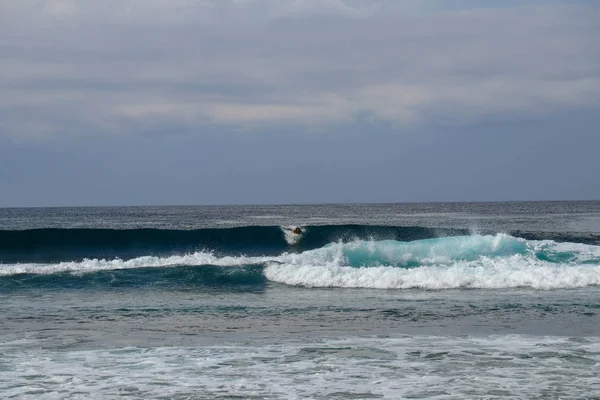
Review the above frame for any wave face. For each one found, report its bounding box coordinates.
[2,231,600,290]
[0,225,468,263]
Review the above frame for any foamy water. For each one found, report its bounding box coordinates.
[2,335,599,399]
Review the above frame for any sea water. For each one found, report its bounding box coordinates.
[1,202,599,399]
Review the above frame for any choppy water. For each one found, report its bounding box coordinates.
[1,202,600,399]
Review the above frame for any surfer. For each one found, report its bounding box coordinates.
[293,227,302,235]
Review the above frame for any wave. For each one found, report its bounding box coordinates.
[2,234,600,290]
[0,225,469,263]
[3,225,599,265]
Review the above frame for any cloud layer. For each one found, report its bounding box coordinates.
[1,0,599,140]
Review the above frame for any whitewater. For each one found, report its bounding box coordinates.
[1,202,600,399]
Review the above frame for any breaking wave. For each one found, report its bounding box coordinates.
[2,234,600,290]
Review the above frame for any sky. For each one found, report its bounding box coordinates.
[0,0,599,206]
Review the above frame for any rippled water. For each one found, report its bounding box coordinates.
[1,202,599,399]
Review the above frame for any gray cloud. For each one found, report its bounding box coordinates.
[1,0,599,141]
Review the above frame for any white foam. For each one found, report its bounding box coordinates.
[264,256,600,289]
[281,225,303,245]
[0,252,272,277]
[2,335,599,399]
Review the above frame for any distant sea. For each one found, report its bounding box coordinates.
[1,202,600,399]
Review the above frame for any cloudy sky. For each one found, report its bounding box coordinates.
[1,0,599,206]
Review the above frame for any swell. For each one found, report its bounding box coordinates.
[0,264,266,291]
[0,225,468,263]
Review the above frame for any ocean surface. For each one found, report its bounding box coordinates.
[1,202,600,399]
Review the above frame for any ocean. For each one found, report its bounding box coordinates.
[1,202,599,399]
